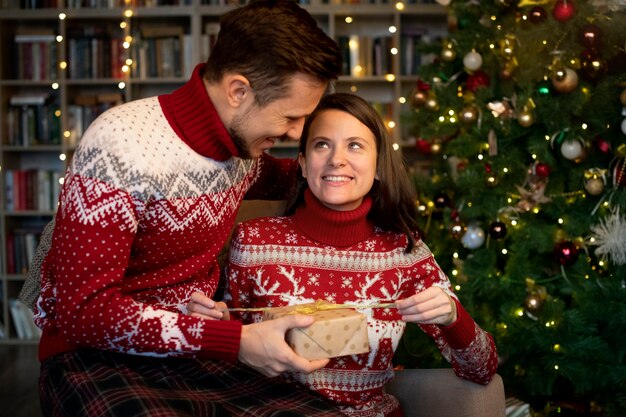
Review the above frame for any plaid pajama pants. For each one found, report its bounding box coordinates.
[39,349,347,417]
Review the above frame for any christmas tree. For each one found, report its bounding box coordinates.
[394,0,626,415]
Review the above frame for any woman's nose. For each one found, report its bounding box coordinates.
[328,150,346,167]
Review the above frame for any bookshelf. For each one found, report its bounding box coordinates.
[0,0,447,344]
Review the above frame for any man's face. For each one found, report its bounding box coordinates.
[228,74,327,159]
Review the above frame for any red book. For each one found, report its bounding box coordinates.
[5,233,15,274]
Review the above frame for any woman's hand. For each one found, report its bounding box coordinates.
[238,315,330,377]
[395,286,457,326]
[186,291,230,321]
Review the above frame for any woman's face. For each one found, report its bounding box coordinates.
[298,109,378,211]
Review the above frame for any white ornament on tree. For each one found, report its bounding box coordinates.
[461,224,486,249]
[587,208,626,265]
[621,118,626,135]
[560,138,584,160]
[463,50,483,71]
[436,0,452,5]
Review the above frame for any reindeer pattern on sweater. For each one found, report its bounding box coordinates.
[224,198,498,417]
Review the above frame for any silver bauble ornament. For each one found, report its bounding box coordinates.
[560,138,584,160]
[463,51,483,71]
[461,224,486,249]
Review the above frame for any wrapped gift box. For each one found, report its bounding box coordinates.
[263,301,369,360]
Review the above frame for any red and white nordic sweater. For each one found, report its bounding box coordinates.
[35,64,295,362]
[225,190,498,417]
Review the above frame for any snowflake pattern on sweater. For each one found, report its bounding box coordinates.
[35,64,295,362]
[224,192,498,417]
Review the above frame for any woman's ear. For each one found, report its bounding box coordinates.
[298,153,307,178]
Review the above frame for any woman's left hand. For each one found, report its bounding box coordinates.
[395,286,457,326]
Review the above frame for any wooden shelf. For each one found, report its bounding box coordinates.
[0,0,447,343]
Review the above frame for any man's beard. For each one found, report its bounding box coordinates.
[228,125,252,159]
[228,106,254,159]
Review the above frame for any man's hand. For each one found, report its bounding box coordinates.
[395,286,457,326]
[186,291,230,320]
[239,315,330,377]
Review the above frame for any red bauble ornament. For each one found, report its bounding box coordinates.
[580,50,606,82]
[579,24,603,50]
[529,6,547,23]
[554,240,580,266]
[552,0,576,22]
[434,192,451,209]
[488,221,507,239]
[534,163,551,177]
[416,79,431,92]
[613,158,626,187]
[415,138,432,154]
[466,70,490,92]
[594,136,611,154]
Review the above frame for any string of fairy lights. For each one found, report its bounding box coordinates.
[52,0,133,164]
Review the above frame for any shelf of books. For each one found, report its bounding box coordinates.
[0,0,446,343]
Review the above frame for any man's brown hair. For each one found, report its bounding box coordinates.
[205,0,342,106]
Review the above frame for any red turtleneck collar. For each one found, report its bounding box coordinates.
[158,63,239,161]
[292,189,375,248]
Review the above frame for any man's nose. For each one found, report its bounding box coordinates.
[285,118,306,141]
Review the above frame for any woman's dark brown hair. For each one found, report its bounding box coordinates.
[286,93,420,252]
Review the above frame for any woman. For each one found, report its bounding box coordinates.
[189,93,498,417]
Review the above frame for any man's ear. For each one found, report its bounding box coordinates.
[225,75,252,108]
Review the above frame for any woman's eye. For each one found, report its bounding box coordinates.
[349,141,363,149]
[314,141,329,149]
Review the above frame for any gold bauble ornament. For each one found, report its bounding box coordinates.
[584,168,607,196]
[410,89,428,108]
[551,68,579,93]
[485,172,499,187]
[441,41,457,62]
[425,96,440,112]
[441,47,457,62]
[584,177,605,195]
[524,293,544,314]
[499,34,516,59]
[517,109,535,127]
[450,222,465,240]
[524,282,547,315]
[460,105,479,124]
[620,89,626,106]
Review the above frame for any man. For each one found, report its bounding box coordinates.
[34,1,344,415]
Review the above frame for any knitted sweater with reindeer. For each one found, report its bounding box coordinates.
[35,64,294,362]
[224,189,498,417]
